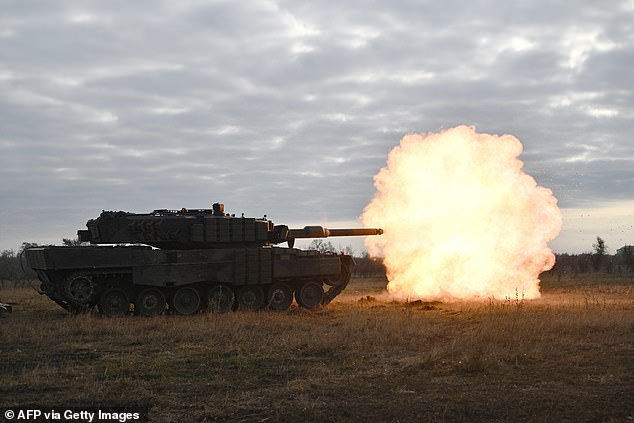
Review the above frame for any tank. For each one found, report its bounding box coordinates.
[24,203,383,316]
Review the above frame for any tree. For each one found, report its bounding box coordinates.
[618,246,634,273]
[340,245,354,256]
[308,239,336,253]
[62,237,83,246]
[592,236,607,272]
[353,251,386,278]
[0,247,37,287]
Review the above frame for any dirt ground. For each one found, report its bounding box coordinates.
[1,275,633,422]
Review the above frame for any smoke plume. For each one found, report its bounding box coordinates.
[362,126,562,300]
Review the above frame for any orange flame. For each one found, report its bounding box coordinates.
[362,126,562,300]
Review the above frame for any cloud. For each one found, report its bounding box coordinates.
[0,0,632,253]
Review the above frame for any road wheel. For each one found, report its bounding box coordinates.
[136,288,166,316]
[63,273,98,311]
[207,285,235,313]
[295,281,324,310]
[267,283,293,311]
[98,289,129,317]
[237,286,264,311]
[171,287,201,315]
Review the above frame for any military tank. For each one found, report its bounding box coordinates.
[24,203,383,316]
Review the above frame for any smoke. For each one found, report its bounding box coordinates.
[362,126,562,300]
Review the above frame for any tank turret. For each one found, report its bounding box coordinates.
[78,203,383,249]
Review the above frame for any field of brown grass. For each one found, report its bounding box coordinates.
[1,275,633,422]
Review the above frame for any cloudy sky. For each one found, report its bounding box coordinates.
[1,0,633,254]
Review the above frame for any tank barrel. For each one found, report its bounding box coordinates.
[327,228,384,237]
[287,226,383,239]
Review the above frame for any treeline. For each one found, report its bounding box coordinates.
[551,251,634,275]
[548,237,634,279]
[0,245,37,287]
[306,240,386,277]
[352,253,386,278]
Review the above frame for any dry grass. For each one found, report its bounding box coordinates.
[1,276,633,422]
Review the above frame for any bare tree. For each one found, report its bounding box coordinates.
[592,236,607,272]
[308,239,336,253]
[62,237,83,246]
[340,245,354,256]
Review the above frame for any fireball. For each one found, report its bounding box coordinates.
[362,125,562,300]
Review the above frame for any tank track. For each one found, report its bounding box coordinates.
[322,258,352,306]
[37,259,353,316]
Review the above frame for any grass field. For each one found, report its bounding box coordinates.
[1,275,633,422]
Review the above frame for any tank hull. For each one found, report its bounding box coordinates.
[25,245,351,315]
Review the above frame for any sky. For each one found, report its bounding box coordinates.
[1,0,633,255]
